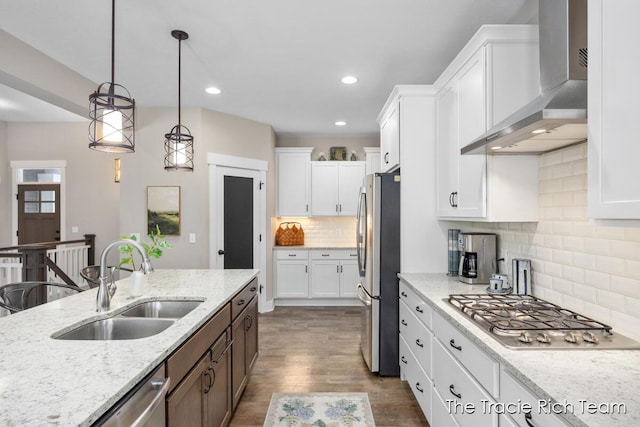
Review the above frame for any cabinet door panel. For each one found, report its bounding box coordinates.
[436,84,458,216]
[208,331,232,427]
[380,104,400,171]
[167,355,209,427]
[339,260,359,297]
[310,260,340,298]
[275,261,308,298]
[338,163,366,215]
[311,163,340,216]
[231,312,247,410]
[245,297,259,372]
[277,151,310,216]
[456,49,487,217]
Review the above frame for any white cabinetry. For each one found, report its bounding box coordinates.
[364,147,381,175]
[274,249,309,298]
[276,148,312,217]
[311,162,365,216]
[588,0,640,219]
[379,102,400,172]
[274,249,359,304]
[310,250,359,298]
[377,86,444,273]
[399,282,434,421]
[435,26,540,221]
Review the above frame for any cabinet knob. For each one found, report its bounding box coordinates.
[449,339,462,351]
[449,384,462,399]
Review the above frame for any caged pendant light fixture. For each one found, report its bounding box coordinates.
[88,0,135,152]
[164,30,194,171]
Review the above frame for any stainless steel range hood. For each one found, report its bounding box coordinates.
[462,0,587,155]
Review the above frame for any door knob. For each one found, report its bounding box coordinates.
[218,250,225,255]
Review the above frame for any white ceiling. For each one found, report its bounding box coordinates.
[0,0,536,136]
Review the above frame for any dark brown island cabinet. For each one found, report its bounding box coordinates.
[166,277,258,427]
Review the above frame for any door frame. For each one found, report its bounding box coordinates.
[207,153,267,313]
[11,160,67,245]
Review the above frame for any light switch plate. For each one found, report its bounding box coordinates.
[189,233,196,244]
[71,226,79,233]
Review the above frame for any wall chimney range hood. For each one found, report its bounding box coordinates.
[462,0,587,155]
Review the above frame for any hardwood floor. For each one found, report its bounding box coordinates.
[229,306,429,427]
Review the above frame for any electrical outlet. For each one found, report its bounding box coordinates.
[189,233,196,244]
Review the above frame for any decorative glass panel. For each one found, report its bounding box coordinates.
[40,191,55,202]
[41,202,55,213]
[20,168,61,183]
[24,191,39,202]
[24,202,39,213]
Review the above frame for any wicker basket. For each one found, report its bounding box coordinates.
[275,222,304,246]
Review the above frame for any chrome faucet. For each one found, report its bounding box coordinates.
[96,239,154,312]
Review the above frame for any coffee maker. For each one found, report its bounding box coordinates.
[458,233,497,284]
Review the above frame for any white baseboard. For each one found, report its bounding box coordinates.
[274,298,362,307]
[260,299,275,313]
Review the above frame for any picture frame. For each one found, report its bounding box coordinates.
[147,186,181,236]
[330,146,347,161]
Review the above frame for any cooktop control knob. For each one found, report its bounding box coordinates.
[536,332,551,344]
[564,332,580,344]
[518,331,533,344]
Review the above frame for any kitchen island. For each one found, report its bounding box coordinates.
[0,269,258,426]
[399,273,640,427]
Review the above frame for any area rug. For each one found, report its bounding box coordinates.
[263,392,376,427]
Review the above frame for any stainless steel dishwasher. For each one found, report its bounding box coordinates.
[94,364,170,427]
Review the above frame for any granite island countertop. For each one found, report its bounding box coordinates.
[0,269,258,427]
[399,273,640,427]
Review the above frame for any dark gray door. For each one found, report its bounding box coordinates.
[223,176,253,269]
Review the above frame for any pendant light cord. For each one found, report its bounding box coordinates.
[110,0,116,94]
[178,36,182,128]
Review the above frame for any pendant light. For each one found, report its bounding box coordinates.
[164,30,194,171]
[88,0,135,152]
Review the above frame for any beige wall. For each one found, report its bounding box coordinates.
[0,121,9,246]
[277,135,378,161]
[468,143,640,341]
[118,107,276,295]
[5,122,120,255]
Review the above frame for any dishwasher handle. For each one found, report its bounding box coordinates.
[130,377,171,427]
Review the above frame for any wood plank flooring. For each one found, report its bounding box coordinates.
[229,306,429,427]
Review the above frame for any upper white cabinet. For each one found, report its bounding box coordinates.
[276,148,312,217]
[435,25,540,221]
[588,0,640,219]
[311,161,365,216]
[379,103,400,172]
[363,147,381,175]
[378,86,445,272]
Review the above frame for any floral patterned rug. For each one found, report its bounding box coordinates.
[263,392,376,427]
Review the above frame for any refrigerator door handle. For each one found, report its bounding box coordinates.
[356,186,367,276]
[357,283,380,304]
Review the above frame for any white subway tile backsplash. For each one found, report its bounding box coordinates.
[467,142,640,340]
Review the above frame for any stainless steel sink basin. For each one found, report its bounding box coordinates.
[119,300,203,319]
[54,318,175,340]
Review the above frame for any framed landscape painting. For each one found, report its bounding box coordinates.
[147,186,180,235]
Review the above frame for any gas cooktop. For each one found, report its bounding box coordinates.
[448,294,640,350]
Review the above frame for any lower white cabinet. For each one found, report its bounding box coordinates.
[400,334,432,420]
[500,368,568,427]
[275,249,359,303]
[274,250,309,298]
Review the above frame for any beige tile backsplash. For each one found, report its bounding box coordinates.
[468,142,640,340]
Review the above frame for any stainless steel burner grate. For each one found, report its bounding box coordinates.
[446,294,640,349]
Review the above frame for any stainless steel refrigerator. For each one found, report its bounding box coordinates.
[356,172,400,376]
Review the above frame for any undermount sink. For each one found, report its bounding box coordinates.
[53,299,204,341]
[55,318,175,340]
[120,300,203,319]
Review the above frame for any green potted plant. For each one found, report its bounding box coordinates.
[118,225,172,269]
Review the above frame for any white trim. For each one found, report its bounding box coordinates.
[207,153,267,172]
[274,298,362,307]
[11,161,67,245]
[262,299,275,313]
[208,153,268,313]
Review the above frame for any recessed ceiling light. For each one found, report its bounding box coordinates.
[532,128,546,134]
[335,121,347,126]
[205,87,222,95]
[490,146,502,150]
[341,76,358,85]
